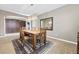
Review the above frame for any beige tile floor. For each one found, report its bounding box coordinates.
[0,39,15,54]
[0,35,77,54]
[46,37,77,54]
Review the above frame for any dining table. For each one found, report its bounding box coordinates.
[21,29,46,50]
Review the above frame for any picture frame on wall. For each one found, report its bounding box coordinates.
[40,17,53,30]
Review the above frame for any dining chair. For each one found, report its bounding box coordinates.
[37,28,46,46]
[19,27,32,47]
[32,27,36,31]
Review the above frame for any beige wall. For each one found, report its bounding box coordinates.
[0,10,27,36]
[38,5,79,42]
[0,14,4,36]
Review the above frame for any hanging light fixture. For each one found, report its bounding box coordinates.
[27,15,38,20]
[26,4,38,20]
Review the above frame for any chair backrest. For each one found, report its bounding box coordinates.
[22,27,26,30]
[40,28,46,40]
[32,27,40,31]
[20,27,25,40]
[32,27,35,31]
[20,31,25,40]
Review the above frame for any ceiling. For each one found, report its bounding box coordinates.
[0,4,66,16]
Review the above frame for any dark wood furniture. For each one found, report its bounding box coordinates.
[77,32,79,53]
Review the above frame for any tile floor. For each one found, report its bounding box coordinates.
[0,35,77,54]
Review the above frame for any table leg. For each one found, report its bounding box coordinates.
[44,33,46,45]
[32,34,36,50]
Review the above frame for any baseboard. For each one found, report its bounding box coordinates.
[47,36,77,45]
[0,33,19,38]
[5,33,19,36]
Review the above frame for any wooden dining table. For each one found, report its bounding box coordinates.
[22,29,46,50]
